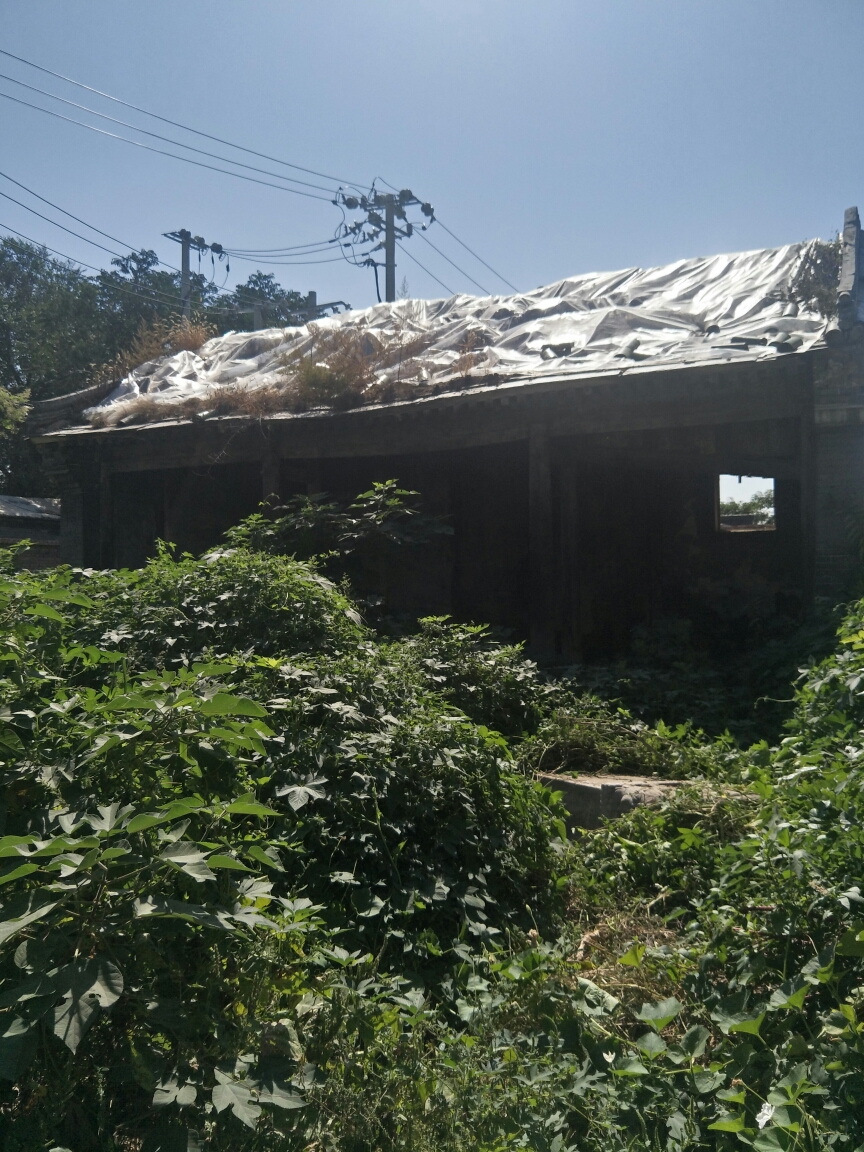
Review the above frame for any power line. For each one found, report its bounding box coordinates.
[0,186,127,260]
[0,51,515,299]
[0,90,335,203]
[223,252,352,266]
[0,224,200,312]
[0,167,155,257]
[0,224,312,319]
[0,71,341,198]
[416,230,490,294]
[225,239,340,255]
[376,174,517,292]
[0,47,366,190]
[435,220,518,292]
[0,171,245,299]
[396,242,454,295]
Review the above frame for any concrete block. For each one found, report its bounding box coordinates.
[538,772,682,829]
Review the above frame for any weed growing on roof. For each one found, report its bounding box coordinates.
[279,320,435,411]
[790,237,841,318]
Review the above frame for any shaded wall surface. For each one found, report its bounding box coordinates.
[107,424,806,659]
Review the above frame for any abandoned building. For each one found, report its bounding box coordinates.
[27,208,864,659]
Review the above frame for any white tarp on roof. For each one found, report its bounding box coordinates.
[90,241,826,421]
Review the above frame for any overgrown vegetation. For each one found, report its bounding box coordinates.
[0,493,860,1151]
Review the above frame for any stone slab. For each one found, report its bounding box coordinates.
[538,772,682,829]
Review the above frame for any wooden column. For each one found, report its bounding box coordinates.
[529,424,556,658]
[99,460,114,567]
[261,450,281,505]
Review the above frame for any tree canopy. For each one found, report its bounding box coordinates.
[0,235,310,493]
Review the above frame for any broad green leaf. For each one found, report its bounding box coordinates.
[574,978,619,1017]
[617,942,645,967]
[768,976,809,1012]
[224,797,278,817]
[258,1080,306,1110]
[198,693,267,718]
[0,899,57,947]
[730,1012,766,1037]
[613,1056,649,1076]
[208,854,253,871]
[634,1031,667,1059]
[159,842,216,883]
[680,1024,709,1060]
[694,1069,725,1093]
[753,1128,789,1152]
[0,862,38,885]
[134,896,233,930]
[0,1016,37,1081]
[211,1071,261,1128]
[836,924,864,957]
[24,603,65,622]
[38,589,94,607]
[708,1114,746,1132]
[711,991,766,1036]
[717,1087,746,1105]
[245,845,284,871]
[801,948,834,984]
[53,957,123,1052]
[276,775,328,811]
[153,1077,197,1107]
[635,997,682,1032]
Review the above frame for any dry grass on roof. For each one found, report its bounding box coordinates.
[87,318,492,427]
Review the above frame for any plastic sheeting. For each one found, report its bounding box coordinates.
[88,241,826,423]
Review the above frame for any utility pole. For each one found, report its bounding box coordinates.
[384,196,396,303]
[178,229,191,320]
[163,230,224,320]
[335,189,434,304]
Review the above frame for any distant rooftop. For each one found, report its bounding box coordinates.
[0,496,60,521]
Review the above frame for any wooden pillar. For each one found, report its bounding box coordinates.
[529,424,556,659]
[99,461,114,568]
[261,450,281,506]
[59,480,84,567]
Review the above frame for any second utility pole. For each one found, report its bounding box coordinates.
[384,195,396,303]
[178,229,191,319]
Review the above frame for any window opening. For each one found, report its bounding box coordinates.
[717,474,775,531]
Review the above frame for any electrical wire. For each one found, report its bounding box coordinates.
[0,187,127,260]
[0,167,156,257]
[372,176,516,292]
[416,230,490,294]
[0,51,513,299]
[0,48,366,190]
[0,90,335,203]
[395,242,454,296]
[0,171,250,299]
[0,72,341,198]
[214,252,350,266]
[225,239,340,255]
[435,220,518,292]
[0,224,301,318]
[0,223,204,312]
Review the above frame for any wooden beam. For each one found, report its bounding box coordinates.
[529,424,556,659]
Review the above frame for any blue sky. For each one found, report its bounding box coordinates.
[0,1,859,309]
